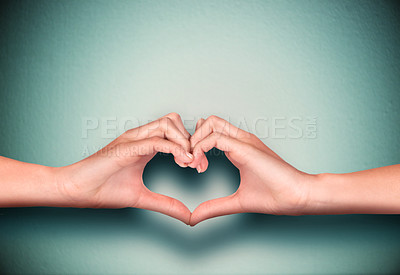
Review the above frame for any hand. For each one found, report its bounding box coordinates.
[3,112,398,225]
[55,113,194,224]
[188,116,315,226]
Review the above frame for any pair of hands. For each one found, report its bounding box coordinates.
[55,113,314,226]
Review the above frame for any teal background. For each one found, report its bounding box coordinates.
[1,0,400,273]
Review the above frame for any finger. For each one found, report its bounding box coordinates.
[190,194,243,226]
[190,115,281,160]
[165,113,193,168]
[125,117,191,153]
[137,189,192,224]
[150,117,191,152]
[193,118,208,172]
[123,118,192,168]
[189,133,252,169]
[190,115,248,149]
[138,137,193,163]
[189,116,251,169]
[197,155,209,173]
[174,156,188,168]
[195,118,206,130]
[153,114,190,152]
[161,114,192,167]
[116,137,193,167]
[164,112,191,139]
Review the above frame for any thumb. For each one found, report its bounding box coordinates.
[190,194,243,226]
[136,188,192,225]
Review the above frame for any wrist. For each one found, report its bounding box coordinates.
[53,164,94,208]
[275,171,321,216]
[303,173,353,215]
[38,166,75,207]
[289,172,322,215]
[300,173,330,214]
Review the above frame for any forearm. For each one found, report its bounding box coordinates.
[0,156,67,207]
[306,164,400,214]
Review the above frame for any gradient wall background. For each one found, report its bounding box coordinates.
[1,0,400,273]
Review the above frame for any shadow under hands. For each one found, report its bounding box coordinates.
[1,151,400,261]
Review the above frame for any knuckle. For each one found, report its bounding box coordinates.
[208,115,218,122]
[158,117,171,130]
[208,115,226,130]
[160,116,170,124]
[167,112,180,120]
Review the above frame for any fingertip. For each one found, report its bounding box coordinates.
[187,149,202,168]
[200,156,209,173]
[190,195,242,226]
[188,213,193,226]
[190,203,208,226]
[180,212,192,225]
[189,212,206,226]
[189,212,204,226]
[189,214,198,226]
[193,150,208,173]
[176,161,188,168]
[185,151,194,161]
[170,201,192,225]
[174,147,194,164]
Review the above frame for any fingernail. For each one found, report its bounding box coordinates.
[177,162,187,168]
[196,166,201,173]
[186,152,194,160]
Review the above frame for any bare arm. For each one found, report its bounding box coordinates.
[0,157,63,207]
[308,165,400,215]
[189,115,400,226]
[0,113,195,224]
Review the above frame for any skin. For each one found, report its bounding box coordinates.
[1,113,400,226]
[188,115,400,226]
[0,113,196,224]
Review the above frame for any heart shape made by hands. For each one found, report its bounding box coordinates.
[143,149,240,213]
